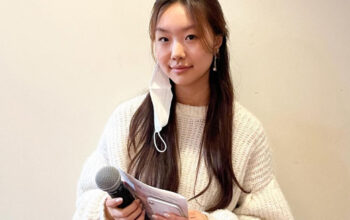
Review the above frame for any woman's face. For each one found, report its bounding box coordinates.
[154,2,220,90]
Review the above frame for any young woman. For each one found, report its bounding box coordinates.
[74,0,294,219]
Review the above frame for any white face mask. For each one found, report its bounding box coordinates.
[149,64,173,153]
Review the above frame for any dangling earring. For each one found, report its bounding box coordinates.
[213,54,217,72]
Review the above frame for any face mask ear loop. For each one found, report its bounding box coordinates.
[153,131,167,153]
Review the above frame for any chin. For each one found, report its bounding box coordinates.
[169,78,194,87]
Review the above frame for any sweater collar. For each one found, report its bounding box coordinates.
[175,102,207,120]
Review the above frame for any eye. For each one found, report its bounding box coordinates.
[158,37,169,42]
[185,34,197,40]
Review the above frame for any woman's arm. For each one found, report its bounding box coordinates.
[73,111,116,220]
[73,137,111,220]
[206,123,294,220]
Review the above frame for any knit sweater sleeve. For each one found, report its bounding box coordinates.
[234,124,293,220]
[207,118,294,220]
[73,95,145,220]
[72,113,115,220]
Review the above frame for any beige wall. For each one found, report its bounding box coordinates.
[0,0,349,219]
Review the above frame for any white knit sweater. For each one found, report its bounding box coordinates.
[73,94,294,220]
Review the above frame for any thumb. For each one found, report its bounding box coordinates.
[105,197,124,208]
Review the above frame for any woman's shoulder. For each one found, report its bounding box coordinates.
[116,93,148,111]
[109,93,148,120]
[233,101,265,136]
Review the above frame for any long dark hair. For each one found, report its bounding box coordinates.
[127,0,249,211]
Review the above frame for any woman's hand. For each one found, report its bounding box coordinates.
[104,197,146,220]
[188,210,208,220]
[152,210,208,220]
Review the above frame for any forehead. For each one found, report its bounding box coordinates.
[156,2,196,33]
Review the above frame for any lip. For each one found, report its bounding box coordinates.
[170,65,193,73]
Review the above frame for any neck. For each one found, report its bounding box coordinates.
[175,83,210,106]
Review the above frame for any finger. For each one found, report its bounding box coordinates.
[154,213,187,220]
[124,202,143,220]
[116,199,141,218]
[168,213,188,220]
[188,210,207,220]
[152,214,167,220]
[136,209,146,220]
[105,197,123,208]
[188,210,198,218]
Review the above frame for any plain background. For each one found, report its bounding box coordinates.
[0,0,349,219]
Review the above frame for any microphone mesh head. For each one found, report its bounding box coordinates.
[95,166,121,192]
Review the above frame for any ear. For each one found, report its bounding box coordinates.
[213,35,223,52]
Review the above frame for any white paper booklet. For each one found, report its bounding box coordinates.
[117,168,188,218]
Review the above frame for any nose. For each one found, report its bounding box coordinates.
[171,41,185,61]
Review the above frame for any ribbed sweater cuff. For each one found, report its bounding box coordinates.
[99,194,109,220]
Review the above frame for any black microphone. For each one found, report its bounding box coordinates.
[95,166,134,208]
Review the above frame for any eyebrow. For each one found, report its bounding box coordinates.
[156,24,196,33]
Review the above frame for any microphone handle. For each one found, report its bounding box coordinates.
[109,183,134,208]
[109,183,150,220]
